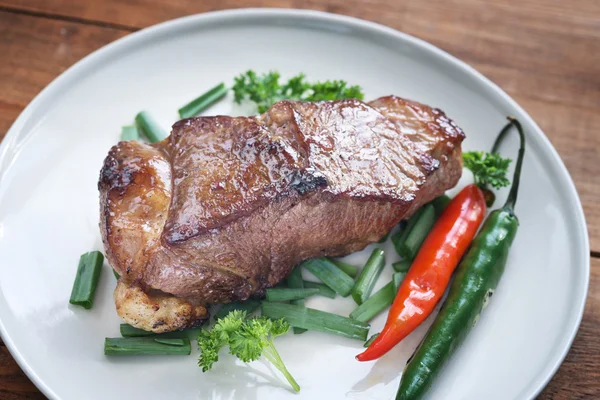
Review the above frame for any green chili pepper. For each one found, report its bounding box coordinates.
[396,117,525,400]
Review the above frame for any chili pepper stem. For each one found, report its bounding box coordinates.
[501,117,525,212]
[491,118,516,154]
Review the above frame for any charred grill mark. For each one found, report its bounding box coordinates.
[99,146,139,194]
[98,153,119,191]
[432,108,465,143]
[188,318,208,329]
[289,169,328,195]
[419,154,441,179]
[152,320,166,328]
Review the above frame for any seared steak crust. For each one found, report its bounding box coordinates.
[99,96,464,331]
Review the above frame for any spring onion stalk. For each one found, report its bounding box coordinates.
[396,204,437,260]
[69,251,104,309]
[135,111,167,143]
[303,281,336,299]
[261,302,369,341]
[213,300,261,321]
[120,324,155,337]
[153,338,186,346]
[349,272,405,323]
[120,125,140,141]
[392,209,424,256]
[104,337,191,355]
[119,324,203,339]
[431,194,451,216]
[392,260,411,273]
[178,83,228,118]
[393,272,406,290]
[351,249,386,305]
[328,258,359,278]
[350,282,394,323]
[364,333,380,348]
[287,267,308,334]
[266,288,319,302]
[302,258,355,297]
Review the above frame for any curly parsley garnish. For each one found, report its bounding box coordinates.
[197,310,299,392]
[463,151,512,189]
[232,70,364,113]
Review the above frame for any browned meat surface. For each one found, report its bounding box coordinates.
[99,96,464,332]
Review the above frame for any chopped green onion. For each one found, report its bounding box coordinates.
[261,302,369,341]
[393,272,406,290]
[120,324,154,337]
[431,194,451,216]
[352,249,386,305]
[364,333,380,347]
[392,260,411,273]
[287,267,308,334]
[392,209,424,256]
[390,221,408,249]
[303,281,336,299]
[349,272,404,323]
[135,111,167,143]
[303,258,355,297]
[69,251,104,309]
[119,324,203,339]
[104,337,191,356]
[178,83,228,118]
[396,204,437,260]
[266,288,319,302]
[213,300,260,321]
[328,258,359,278]
[153,338,186,346]
[120,125,137,141]
[120,125,140,141]
[350,282,394,323]
[112,269,120,280]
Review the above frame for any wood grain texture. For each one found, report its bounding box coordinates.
[0,11,127,136]
[0,346,46,399]
[0,1,598,399]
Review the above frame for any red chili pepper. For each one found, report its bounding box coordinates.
[356,184,487,362]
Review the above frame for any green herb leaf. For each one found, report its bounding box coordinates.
[229,317,273,363]
[232,70,364,113]
[463,151,512,189]
[197,309,246,371]
[197,310,299,391]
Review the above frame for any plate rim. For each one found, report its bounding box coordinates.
[0,8,590,400]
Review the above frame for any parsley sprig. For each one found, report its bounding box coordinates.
[463,151,512,189]
[232,70,364,113]
[197,310,299,392]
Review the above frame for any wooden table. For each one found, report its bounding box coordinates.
[1,1,598,398]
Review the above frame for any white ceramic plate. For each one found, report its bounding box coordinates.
[0,9,589,400]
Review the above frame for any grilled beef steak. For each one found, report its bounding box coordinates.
[99,96,465,332]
